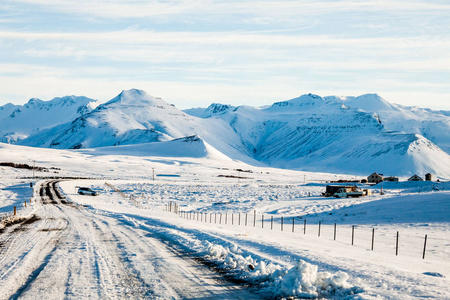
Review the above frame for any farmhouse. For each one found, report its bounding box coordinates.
[408,174,424,181]
[367,172,383,184]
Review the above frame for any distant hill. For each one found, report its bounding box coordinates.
[1,89,449,178]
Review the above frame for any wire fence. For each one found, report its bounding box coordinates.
[104,183,450,262]
[167,208,450,262]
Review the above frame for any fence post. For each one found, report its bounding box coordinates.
[253,210,256,227]
[262,215,264,228]
[281,216,284,231]
[225,213,227,225]
[318,221,321,237]
[371,228,375,251]
[423,234,427,259]
[201,212,203,222]
[25,201,27,208]
[232,213,234,225]
[220,213,222,224]
[210,213,212,223]
[333,223,336,240]
[396,231,399,256]
[271,216,273,230]
[245,213,248,226]
[239,213,241,226]
[352,225,355,245]
[14,206,16,216]
[303,219,306,235]
[215,213,217,224]
[292,217,295,232]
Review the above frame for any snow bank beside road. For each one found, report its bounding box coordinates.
[117,212,360,299]
[205,242,358,299]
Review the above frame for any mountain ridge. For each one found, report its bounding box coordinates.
[2,89,450,178]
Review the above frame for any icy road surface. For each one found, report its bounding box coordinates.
[0,181,260,299]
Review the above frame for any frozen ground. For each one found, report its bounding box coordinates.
[0,143,449,299]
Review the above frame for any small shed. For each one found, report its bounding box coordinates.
[384,176,399,182]
[425,173,433,181]
[367,172,384,184]
[408,174,424,181]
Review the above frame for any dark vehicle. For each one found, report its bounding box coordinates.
[323,185,358,197]
[77,187,99,196]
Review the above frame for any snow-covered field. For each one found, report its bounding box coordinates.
[1,143,449,299]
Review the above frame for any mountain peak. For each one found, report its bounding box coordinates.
[269,93,327,111]
[119,88,147,97]
[205,103,235,115]
[102,89,168,108]
[345,93,395,112]
[25,98,44,108]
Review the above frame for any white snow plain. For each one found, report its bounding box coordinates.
[0,142,449,299]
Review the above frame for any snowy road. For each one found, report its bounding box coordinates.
[0,181,260,299]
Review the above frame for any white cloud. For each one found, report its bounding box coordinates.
[7,0,450,20]
[1,0,449,109]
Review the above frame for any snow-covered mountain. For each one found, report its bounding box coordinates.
[184,103,236,118]
[3,89,450,178]
[0,96,96,143]
[335,94,450,153]
[18,90,202,149]
[185,93,450,177]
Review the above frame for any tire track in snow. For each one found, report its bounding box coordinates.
[1,181,262,299]
[0,211,68,299]
[110,214,261,299]
[9,237,61,299]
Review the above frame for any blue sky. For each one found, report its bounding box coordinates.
[0,0,449,109]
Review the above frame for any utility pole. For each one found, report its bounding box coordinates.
[32,160,36,180]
